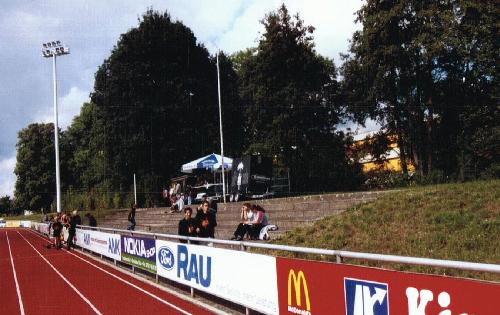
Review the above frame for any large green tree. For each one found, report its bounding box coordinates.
[237,5,360,191]
[61,102,104,191]
[342,0,498,179]
[14,123,56,211]
[90,10,242,196]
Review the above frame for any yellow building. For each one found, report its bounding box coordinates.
[352,131,414,173]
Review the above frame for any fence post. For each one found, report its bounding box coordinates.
[336,254,343,264]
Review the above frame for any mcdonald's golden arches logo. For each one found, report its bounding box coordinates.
[287,269,311,314]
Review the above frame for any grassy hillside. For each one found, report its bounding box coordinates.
[262,180,500,281]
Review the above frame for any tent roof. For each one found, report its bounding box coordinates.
[181,153,233,173]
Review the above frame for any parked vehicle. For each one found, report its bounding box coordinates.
[192,183,230,203]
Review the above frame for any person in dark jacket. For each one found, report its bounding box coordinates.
[195,200,217,238]
[127,204,136,231]
[178,207,197,243]
[66,210,81,250]
[85,213,97,227]
[48,214,63,250]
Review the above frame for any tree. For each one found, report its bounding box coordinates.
[342,0,498,179]
[14,123,56,211]
[0,195,12,215]
[90,10,241,197]
[61,102,104,190]
[237,5,359,191]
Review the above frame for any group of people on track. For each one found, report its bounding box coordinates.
[46,211,97,250]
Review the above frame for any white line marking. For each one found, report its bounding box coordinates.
[25,229,194,315]
[16,231,103,315]
[6,231,26,315]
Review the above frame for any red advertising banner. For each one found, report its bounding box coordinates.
[276,257,500,315]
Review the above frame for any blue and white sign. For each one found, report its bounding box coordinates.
[158,246,175,271]
[155,240,278,315]
[344,278,389,315]
[75,229,121,261]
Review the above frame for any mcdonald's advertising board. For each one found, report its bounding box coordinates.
[276,257,500,315]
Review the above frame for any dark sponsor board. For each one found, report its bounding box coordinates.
[121,235,156,273]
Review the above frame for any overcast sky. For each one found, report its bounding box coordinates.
[0,0,369,197]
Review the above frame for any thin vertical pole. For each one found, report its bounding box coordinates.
[216,52,226,203]
[52,54,61,213]
[134,173,137,205]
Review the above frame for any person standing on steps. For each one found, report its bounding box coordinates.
[127,204,137,231]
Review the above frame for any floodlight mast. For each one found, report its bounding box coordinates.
[41,41,70,213]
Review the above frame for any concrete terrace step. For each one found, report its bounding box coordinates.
[97,190,391,239]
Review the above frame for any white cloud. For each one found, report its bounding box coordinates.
[0,156,16,197]
[34,86,89,130]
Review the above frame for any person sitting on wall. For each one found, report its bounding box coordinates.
[178,207,197,243]
[195,200,217,238]
[230,203,254,241]
[248,205,268,240]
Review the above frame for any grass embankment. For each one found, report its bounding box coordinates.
[261,180,500,281]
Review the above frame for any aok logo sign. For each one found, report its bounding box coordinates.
[288,270,311,315]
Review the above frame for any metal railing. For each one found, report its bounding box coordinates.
[77,225,500,274]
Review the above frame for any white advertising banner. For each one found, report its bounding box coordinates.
[75,229,121,261]
[155,240,278,315]
[33,222,50,235]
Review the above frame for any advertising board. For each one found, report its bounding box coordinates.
[33,222,50,235]
[121,235,156,273]
[156,240,279,314]
[75,229,121,261]
[6,220,21,227]
[276,257,500,315]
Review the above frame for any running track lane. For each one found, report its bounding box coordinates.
[0,231,24,314]
[18,228,214,315]
[5,229,97,315]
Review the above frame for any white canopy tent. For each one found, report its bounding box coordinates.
[181,153,233,173]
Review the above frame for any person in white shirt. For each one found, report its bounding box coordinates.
[230,203,255,241]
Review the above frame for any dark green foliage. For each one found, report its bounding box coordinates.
[87,10,245,204]
[342,0,499,179]
[14,123,56,211]
[0,195,13,215]
[237,5,361,192]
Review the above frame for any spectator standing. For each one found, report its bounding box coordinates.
[195,200,217,238]
[231,203,254,241]
[49,214,63,249]
[178,207,197,243]
[127,204,137,231]
[67,210,81,250]
[85,213,97,227]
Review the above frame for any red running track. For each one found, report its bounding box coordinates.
[0,228,215,315]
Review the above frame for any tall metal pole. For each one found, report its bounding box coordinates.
[216,52,226,203]
[133,173,137,205]
[52,54,62,213]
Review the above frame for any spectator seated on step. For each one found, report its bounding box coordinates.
[230,202,254,241]
[248,205,268,240]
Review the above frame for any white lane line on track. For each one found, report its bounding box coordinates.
[6,231,26,315]
[25,229,194,315]
[16,231,103,315]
